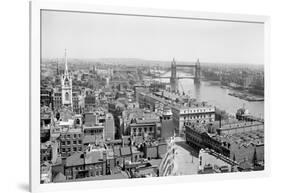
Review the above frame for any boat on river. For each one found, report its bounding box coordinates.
[228,92,264,102]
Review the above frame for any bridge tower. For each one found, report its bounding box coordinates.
[170,58,178,92]
[195,58,201,83]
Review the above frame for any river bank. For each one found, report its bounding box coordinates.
[153,71,264,118]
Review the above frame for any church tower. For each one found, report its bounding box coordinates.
[61,49,73,109]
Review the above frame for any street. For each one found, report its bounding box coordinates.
[174,137,199,175]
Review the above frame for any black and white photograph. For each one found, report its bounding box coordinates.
[39,8,265,184]
[7,0,281,193]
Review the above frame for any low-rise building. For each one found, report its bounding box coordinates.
[41,87,53,107]
[185,121,264,171]
[59,128,84,158]
[64,150,106,180]
[129,120,159,140]
[217,121,264,135]
[40,106,52,142]
[83,124,104,144]
[40,162,52,184]
[82,112,105,144]
[143,142,167,160]
[41,141,59,164]
[121,108,160,140]
[198,148,238,174]
[136,90,215,134]
[84,94,96,111]
[171,102,215,134]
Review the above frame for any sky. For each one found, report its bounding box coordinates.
[41,10,264,65]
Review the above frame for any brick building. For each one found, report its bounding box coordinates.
[59,129,84,158]
[185,121,264,170]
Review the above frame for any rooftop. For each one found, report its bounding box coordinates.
[70,171,129,181]
[65,152,84,167]
[52,173,66,183]
[212,129,264,147]
[120,147,132,156]
[85,151,104,164]
[219,121,263,131]
[83,135,96,144]
[200,148,238,166]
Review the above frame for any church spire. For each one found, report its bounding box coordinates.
[61,49,73,109]
[56,58,59,75]
[64,48,68,75]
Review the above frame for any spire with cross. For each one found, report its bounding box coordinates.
[64,48,68,76]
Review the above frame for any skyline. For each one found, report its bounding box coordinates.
[42,10,264,65]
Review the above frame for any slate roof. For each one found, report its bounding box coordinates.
[65,152,84,167]
[120,147,132,156]
[85,151,103,164]
[53,172,66,183]
[113,147,121,157]
[83,135,96,144]
[70,171,129,181]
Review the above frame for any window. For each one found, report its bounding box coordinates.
[73,140,77,145]
[62,148,66,153]
[73,147,77,152]
[73,134,76,138]
[61,141,66,146]
[67,141,71,145]
[78,140,82,145]
[65,92,70,101]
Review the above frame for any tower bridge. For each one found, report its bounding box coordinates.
[152,58,201,92]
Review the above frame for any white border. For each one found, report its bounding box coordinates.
[30,1,270,192]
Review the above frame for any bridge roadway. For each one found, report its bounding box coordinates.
[175,64,197,68]
[151,69,198,79]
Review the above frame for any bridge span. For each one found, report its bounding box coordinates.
[151,58,201,92]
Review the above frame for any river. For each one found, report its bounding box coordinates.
[157,71,264,118]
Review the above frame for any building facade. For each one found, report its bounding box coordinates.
[198,148,238,173]
[59,129,84,158]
